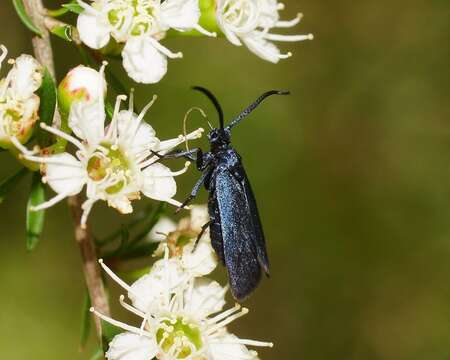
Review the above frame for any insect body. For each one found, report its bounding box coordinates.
[173,87,289,301]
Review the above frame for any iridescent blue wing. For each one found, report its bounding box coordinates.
[214,167,267,301]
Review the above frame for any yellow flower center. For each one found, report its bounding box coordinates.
[156,317,203,359]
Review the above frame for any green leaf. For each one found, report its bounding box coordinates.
[62,1,84,14]
[102,320,123,352]
[90,347,104,360]
[80,291,92,349]
[50,25,73,42]
[46,7,70,18]
[26,173,45,251]
[36,68,57,147]
[0,168,28,204]
[12,0,43,36]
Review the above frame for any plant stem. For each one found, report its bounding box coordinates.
[22,0,110,338]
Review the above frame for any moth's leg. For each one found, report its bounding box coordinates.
[150,148,200,162]
[192,221,212,253]
[175,167,213,214]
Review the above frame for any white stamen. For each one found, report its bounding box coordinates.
[106,94,127,140]
[148,37,183,59]
[263,33,314,42]
[80,198,96,228]
[193,24,217,37]
[149,162,190,177]
[208,303,241,324]
[10,136,37,156]
[40,123,85,150]
[24,155,83,167]
[90,307,153,337]
[98,258,132,292]
[30,192,69,211]
[206,308,249,335]
[119,295,146,318]
[212,338,274,348]
[276,13,303,28]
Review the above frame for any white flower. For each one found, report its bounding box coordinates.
[19,63,204,227]
[151,205,217,277]
[92,254,272,360]
[77,0,216,84]
[0,45,43,149]
[216,0,313,63]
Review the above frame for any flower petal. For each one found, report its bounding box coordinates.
[160,0,201,31]
[141,163,177,201]
[122,37,167,84]
[129,258,185,312]
[69,98,105,145]
[106,332,157,360]
[189,204,209,232]
[117,110,159,153]
[182,240,218,277]
[185,278,225,318]
[77,11,111,49]
[241,35,282,63]
[44,153,86,195]
[208,333,260,360]
[9,55,43,99]
[147,216,177,242]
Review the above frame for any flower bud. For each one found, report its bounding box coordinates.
[58,65,106,117]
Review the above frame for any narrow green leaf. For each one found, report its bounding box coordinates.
[0,168,28,204]
[46,7,70,18]
[50,25,73,42]
[26,173,45,251]
[12,0,43,36]
[102,320,123,352]
[90,347,104,360]
[36,68,57,147]
[62,1,84,14]
[80,291,92,348]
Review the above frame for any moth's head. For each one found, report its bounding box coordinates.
[208,128,230,149]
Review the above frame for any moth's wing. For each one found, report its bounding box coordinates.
[208,194,225,265]
[242,172,270,275]
[215,168,262,302]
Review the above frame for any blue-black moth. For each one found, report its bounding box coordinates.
[157,87,290,301]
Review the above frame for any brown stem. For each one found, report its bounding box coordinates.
[23,0,110,338]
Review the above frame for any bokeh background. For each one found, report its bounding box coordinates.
[1,0,450,359]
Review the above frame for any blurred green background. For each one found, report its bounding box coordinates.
[1,0,450,359]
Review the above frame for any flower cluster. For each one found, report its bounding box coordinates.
[217,0,313,63]
[77,0,216,84]
[76,0,312,83]
[92,206,272,360]
[19,64,203,227]
[0,45,43,149]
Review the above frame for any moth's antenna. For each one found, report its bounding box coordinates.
[183,107,207,151]
[192,86,224,129]
[226,90,290,131]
